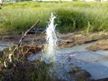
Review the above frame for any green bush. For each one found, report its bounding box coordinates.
[1,2,108,34]
[55,9,88,33]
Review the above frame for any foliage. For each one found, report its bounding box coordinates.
[0,60,54,81]
[0,46,55,81]
[0,2,108,34]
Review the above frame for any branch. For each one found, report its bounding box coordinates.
[8,20,40,63]
[18,20,40,47]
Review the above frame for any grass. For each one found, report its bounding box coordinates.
[0,45,55,81]
[0,60,54,81]
[1,1,108,34]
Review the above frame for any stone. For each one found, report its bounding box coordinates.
[70,66,91,81]
[74,70,91,81]
[58,39,75,48]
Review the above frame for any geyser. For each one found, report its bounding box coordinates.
[43,13,57,63]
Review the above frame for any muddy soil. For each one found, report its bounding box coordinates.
[0,32,108,81]
[1,32,108,49]
[87,39,108,51]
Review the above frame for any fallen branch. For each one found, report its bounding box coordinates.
[8,20,40,63]
[18,20,40,47]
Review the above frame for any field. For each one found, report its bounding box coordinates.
[1,1,108,81]
[0,1,108,34]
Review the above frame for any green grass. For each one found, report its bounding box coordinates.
[1,1,108,34]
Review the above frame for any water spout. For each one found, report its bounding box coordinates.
[43,13,57,63]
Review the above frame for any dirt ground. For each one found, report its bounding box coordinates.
[1,32,108,50]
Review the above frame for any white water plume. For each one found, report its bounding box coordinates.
[43,13,57,63]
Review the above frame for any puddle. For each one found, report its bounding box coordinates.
[0,41,11,51]
[0,41,108,81]
[29,43,108,81]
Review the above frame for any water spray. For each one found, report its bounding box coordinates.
[43,13,57,63]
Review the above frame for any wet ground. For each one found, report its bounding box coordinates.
[0,41,11,51]
[1,32,108,81]
[57,44,108,80]
[28,43,108,81]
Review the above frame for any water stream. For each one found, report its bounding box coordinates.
[56,44,108,80]
[1,39,108,81]
[0,41,11,51]
[28,43,108,81]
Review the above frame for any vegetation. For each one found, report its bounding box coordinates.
[0,60,54,81]
[0,45,55,81]
[0,1,108,34]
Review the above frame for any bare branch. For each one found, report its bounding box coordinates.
[18,20,40,47]
[8,20,40,63]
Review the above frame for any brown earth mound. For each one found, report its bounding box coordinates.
[87,39,108,51]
